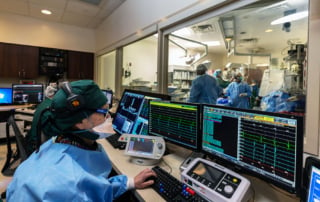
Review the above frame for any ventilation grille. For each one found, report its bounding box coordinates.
[79,0,102,6]
[191,24,216,33]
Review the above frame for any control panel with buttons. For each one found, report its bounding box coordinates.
[181,158,252,202]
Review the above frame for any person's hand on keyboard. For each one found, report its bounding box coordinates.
[133,168,157,189]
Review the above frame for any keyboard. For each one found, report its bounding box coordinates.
[151,166,208,202]
[105,134,126,149]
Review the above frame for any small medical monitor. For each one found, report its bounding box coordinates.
[0,88,13,105]
[101,89,113,108]
[126,136,155,158]
[12,84,44,104]
[307,166,320,201]
[201,104,304,196]
[148,100,201,151]
[112,89,171,135]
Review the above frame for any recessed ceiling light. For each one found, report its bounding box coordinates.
[265,29,273,33]
[41,9,52,15]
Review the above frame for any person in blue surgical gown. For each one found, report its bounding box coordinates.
[6,80,157,202]
[188,64,222,104]
[225,73,252,109]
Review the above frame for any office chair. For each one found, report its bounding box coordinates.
[1,115,28,176]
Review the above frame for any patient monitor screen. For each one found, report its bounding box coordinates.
[127,137,155,157]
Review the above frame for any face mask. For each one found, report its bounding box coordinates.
[92,118,115,139]
[70,118,115,140]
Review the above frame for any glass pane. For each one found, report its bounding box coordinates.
[97,51,116,91]
[122,35,158,93]
[167,0,308,114]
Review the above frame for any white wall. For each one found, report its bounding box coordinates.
[95,0,228,52]
[122,39,158,85]
[0,12,95,52]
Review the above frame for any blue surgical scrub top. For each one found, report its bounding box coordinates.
[188,74,222,104]
[225,81,252,109]
[6,139,128,202]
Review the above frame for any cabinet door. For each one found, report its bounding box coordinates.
[0,43,38,78]
[68,51,94,79]
[81,52,94,79]
[2,43,20,77]
[20,46,39,79]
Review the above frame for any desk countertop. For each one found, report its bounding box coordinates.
[97,134,300,202]
[0,105,33,111]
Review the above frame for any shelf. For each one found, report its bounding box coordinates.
[39,47,67,75]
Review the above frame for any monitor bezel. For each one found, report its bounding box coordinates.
[101,89,113,109]
[12,83,44,105]
[0,87,13,105]
[148,100,202,152]
[112,89,171,135]
[201,104,304,196]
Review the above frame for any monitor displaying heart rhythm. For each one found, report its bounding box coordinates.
[148,100,201,151]
[201,104,304,196]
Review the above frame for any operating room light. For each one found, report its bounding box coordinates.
[271,11,308,25]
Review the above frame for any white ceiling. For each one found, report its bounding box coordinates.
[0,0,126,29]
[170,0,309,55]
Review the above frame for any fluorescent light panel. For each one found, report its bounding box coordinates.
[271,11,308,25]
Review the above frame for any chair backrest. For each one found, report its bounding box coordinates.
[1,115,28,176]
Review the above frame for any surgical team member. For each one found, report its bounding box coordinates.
[6,80,157,201]
[225,73,252,109]
[213,69,230,89]
[188,64,222,104]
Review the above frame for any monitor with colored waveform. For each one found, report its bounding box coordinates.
[201,104,304,196]
[148,100,201,151]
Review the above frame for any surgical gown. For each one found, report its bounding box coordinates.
[6,139,128,201]
[188,74,222,104]
[225,81,252,109]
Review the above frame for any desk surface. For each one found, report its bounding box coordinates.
[0,104,33,111]
[97,136,300,202]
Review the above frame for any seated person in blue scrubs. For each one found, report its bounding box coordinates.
[7,80,157,201]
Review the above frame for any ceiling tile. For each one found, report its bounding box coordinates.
[29,4,64,21]
[62,12,92,27]
[0,0,28,15]
[29,0,68,9]
[0,0,127,28]
[66,0,99,17]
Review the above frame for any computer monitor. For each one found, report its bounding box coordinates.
[101,89,113,109]
[0,88,13,105]
[148,100,201,151]
[112,89,171,135]
[201,104,304,196]
[12,84,44,104]
[307,166,320,201]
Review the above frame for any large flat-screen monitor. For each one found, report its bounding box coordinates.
[12,84,44,104]
[0,88,13,105]
[101,89,113,109]
[201,104,304,196]
[112,89,171,135]
[148,100,201,151]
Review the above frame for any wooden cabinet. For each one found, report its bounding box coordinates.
[0,43,39,78]
[67,51,94,80]
[0,43,94,80]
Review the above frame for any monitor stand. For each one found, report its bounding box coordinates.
[180,151,205,171]
[130,157,161,166]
